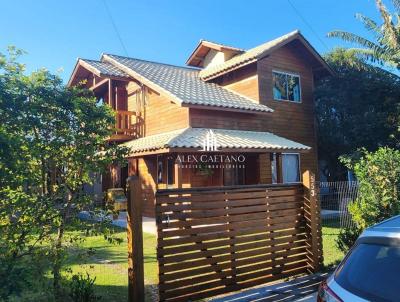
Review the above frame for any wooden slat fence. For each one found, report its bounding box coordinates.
[155,184,313,302]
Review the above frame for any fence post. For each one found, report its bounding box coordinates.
[302,170,323,272]
[127,175,145,302]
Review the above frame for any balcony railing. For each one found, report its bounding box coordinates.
[109,110,143,141]
[115,110,135,135]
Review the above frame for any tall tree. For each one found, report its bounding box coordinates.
[0,48,128,300]
[329,0,400,69]
[315,48,400,180]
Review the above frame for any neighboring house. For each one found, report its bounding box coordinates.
[68,30,332,217]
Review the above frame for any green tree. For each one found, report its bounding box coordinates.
[315,48,400,180]
[329,0,400,69]
[0,47,53,299]
[0,48,128,300]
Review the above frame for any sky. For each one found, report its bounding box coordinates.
[0,0,384,82]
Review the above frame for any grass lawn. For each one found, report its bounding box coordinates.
[322,219,344,267]
[65,229,158,302]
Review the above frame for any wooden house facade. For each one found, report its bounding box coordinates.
[68,30,332,217]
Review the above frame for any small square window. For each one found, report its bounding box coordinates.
[273,71,301,102]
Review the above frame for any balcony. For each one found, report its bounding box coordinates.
[109,110,142,142]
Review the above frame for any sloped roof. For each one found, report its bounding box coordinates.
[122,127,311,155]
[199,30,333,80]
[67,59,131,86]
[102,54,273,113]
[80,59,130,78]
[195,39,245,53]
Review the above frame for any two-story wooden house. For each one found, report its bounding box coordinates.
[68,30,332,217]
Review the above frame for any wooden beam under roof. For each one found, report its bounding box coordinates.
[90,78,109,92]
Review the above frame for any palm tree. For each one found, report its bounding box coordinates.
[328,0,400,69]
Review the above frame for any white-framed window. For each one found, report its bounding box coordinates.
[282,153,300,183]
[270,153,301,184]
[272,70,301,102]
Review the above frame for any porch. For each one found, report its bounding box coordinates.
[114,127,313,217]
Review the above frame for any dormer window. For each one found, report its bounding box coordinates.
[272,71,301,102]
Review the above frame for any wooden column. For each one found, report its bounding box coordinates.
[302,170,323,272]
[276,153,283,184]
[127,176,145,302]
[174,161,182,188]
[108,79,113,107]
[259,153,272,184]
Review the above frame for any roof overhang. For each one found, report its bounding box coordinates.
[275,32,334,78]
[67,58,130,87]
[180,103,271,115]
[199,31,334,81]
[128,146,311,157]
[122,127,311,157]
[186,40,245,68]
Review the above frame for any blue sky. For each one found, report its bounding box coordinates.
[0,0,383,82]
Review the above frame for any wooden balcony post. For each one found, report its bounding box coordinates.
[302,170,323,272]
[126,176,145,302]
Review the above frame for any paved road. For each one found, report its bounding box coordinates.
[210,273,326,302]
[296,292,317,302]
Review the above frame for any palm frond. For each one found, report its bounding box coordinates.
[356,13,381,36]
[328,31,382,50]
[376,0,399,48]
[329,0,400,70]
[391,0,400,15]
[350,47,399,67]
[348,47,382,62]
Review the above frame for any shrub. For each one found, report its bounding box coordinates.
[337,147,400,251]
[342,147,400,229]
[68,273,100,302]
[336,225,362,253]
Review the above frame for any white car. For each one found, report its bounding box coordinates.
[317,215,400,302]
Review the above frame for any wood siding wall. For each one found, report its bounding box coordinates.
[190,42,319,179]
[110,40,319,198]
[257,44,318,179]
[216,64,259,101]
[127,84,189,137]
[144,89,189,136]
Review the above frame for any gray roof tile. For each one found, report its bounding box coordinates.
[81,59,130,79]
[104,54,273,113]
[123,127,310,154]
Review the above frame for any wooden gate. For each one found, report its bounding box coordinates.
[155,176,322,301]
